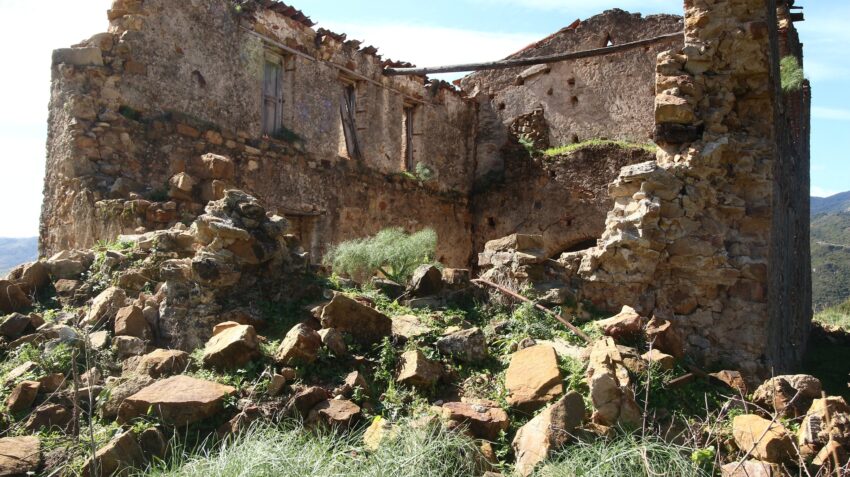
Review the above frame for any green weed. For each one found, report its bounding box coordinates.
[544,139,657,157]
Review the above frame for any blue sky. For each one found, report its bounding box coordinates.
[0,0,845,237]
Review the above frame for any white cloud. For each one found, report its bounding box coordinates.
[812,107,850,121]
[812,186,840,198]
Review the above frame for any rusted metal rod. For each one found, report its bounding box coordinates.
[471,278,591,343]
[383,31,684,76]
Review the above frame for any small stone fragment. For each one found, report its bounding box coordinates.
[363,416,398,451]
[81,431,145,477]
[409,264,443,297]
[114,305,152,340]
[720,460,774,477]
[83,287,127,327]
[139,427,168,461]
[0,436,41,476]
[732,414,795,464]
[641,349,675,370]
[307,399,361,429]
[0,313,33,339]
[38,373,66,393]
[288,386,330,418]
[115,336,148,359]
[709,370,748,395]
[25,404,72,432]
[436,327,488,363]
[7,380,40,414]
[594,306,644,340]
[320,293,392,344]
[318,328,348,357]
[644,316,685,358]
[89,330,111,350]
[275,323,321,365]
[202,324,260,369]
[134,349,190,378]
[513,392,586,476]
[396,350,442,390]
[391,314,431,341]
[118,375,236,426]
[505,345,562,411]
[441,401,509,441]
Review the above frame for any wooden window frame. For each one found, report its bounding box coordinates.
[262,53,284,136]
[403,104,416,171]
[339,79,363,161]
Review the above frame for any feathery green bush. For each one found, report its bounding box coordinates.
[780,56,805,92]
[323,228,437,284]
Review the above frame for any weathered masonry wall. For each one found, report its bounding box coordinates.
[41,0,811,377]
[460,10,683,181]
[41,0,475,266]
[558,0,811,378]
[471,144,654,260]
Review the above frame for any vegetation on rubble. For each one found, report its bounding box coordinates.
[814,297,850,329]
[270,126,303,144]
[4,225,848,477]
[323,227,438,283]
[780,55,805,92]
[541,433,712,477]
[543,139,657,157]
[142,421,484,477]
[811,211,850,309]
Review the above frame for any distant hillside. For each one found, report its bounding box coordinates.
[812,208,850,310]
[0,237,38,276]
[812,191,850,216]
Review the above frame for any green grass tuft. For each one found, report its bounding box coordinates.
[780,56,805,92]
[140,421,484,477]
[539,433,713,477]
[543,139,657,157]
[814,298,850,329]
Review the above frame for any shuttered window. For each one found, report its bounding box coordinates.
[403,106,415,170]
[262,58,283,136]
[340,84,362,160]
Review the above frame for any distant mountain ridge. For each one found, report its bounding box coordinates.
[0,237,38,276]
[812,191,850,216]
[811,191,850,310]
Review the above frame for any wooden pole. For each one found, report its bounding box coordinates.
[384,32,684,76]
[471,278,591,343]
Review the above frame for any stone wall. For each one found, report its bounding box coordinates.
[40,0,811,377]
[460,10,683,181]
[555,0,811,378]
[41,0,475,266]
[471,144,654,260]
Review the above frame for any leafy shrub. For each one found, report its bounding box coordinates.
[780,56,805,92]
[414,162,435,182]
[324,228,437,284]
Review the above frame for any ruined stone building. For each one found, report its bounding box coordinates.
[41,0,810,378]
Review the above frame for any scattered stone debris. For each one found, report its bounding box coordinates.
[0,436,41,476]
[397,350,442,390]
[118,375,236,426]
[513,392,586,476]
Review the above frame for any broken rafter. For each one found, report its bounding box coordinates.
[471,278,591,343]
[383,31,684,76]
